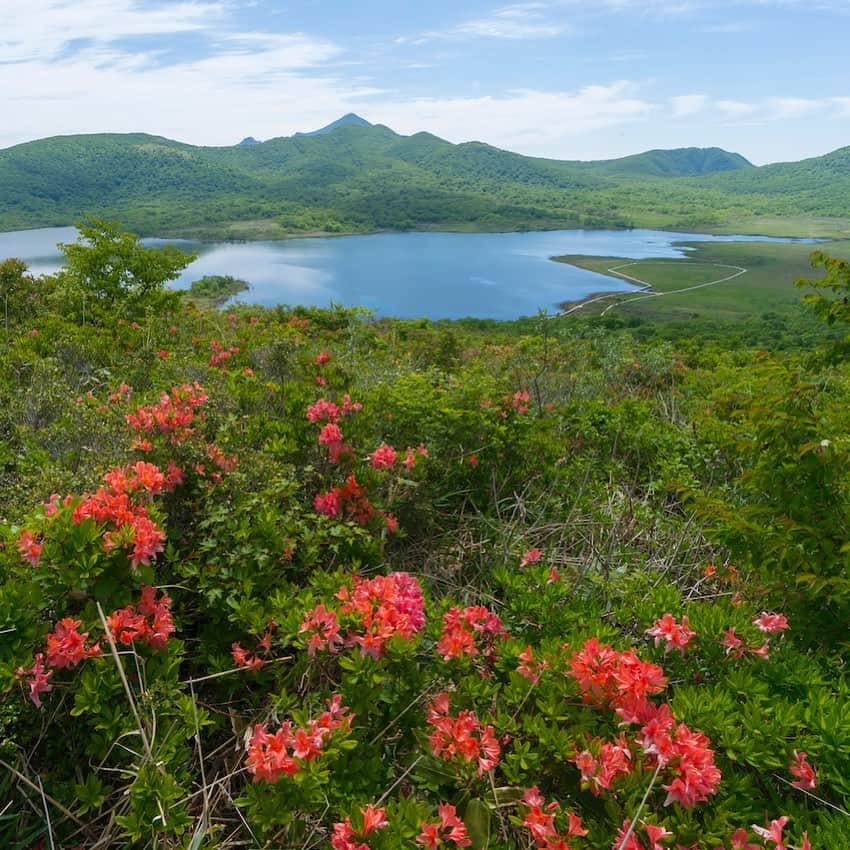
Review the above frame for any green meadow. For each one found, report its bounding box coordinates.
[555,240,850,322]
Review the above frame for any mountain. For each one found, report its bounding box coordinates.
[0,118,845,239]
[237,136,262,146]
[589,147,754,178]
[295,113,373,137]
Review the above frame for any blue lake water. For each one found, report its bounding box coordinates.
[0,226,810,320]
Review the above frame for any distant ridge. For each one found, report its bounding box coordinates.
[237,136,262,147]
[295,113,372,137]
[592,147,755,177]
[0,120,845,239]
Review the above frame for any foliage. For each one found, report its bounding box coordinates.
[0,125,846,239]
[0,234,848,849]
[51,218,194,320]
[187,275,249,307]
[796,250,850,328]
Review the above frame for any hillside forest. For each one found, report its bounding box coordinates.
[2,124,850,240]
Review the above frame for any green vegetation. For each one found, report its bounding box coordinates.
[1,226,850,849]
[1,123,849,239]
[51,219,193,322]
[187,274,250,308]
[553,240,850,347]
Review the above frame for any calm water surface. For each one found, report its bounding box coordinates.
[0,227,808,320]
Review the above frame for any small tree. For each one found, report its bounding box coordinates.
[0,258,49,330]
[54,219,195,320]
[796,250,850,326]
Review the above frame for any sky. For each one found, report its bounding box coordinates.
[3,0,849,164]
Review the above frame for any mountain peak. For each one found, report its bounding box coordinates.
[295,113,373,137]
[595,146,754,177]
[237,136,262,146]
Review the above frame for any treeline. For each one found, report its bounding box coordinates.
[1,125,848,238]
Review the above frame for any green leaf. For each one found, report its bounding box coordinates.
[464,799,490,850]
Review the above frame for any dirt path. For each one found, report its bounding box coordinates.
[559,261,748,317]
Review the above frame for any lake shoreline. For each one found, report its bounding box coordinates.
[2,226,824,322]
[0,218,835,246]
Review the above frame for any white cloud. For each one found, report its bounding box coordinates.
[1,0,226,62]
[0,18,377,147]
[371,82,657,156]
[716,99,756,116]
[415,4,568,42]
[563,0,846,11]
[671,94,707,116]
[766,97,823,120]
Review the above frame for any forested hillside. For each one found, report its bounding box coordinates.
[2,225,850,849]
[1,121,847,239]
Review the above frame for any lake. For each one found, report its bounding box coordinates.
[0,226,810,320]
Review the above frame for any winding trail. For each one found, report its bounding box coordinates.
[560,260,748,317]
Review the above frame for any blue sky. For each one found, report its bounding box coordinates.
[3,0,849,163]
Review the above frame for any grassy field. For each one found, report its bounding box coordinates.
[696,215,850,239]
[554,239,850,322]
[148,214,850,243]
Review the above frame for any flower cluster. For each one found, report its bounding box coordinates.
[300,572,426,660]
[752,817,790,849]
[232,629,273,671]
[105,586,175,652]
[245,696,353,784]
[196,442,238,485]
[337,572,426,659]
[516,645,549,683]
[488,389,532,418]
[426,692,500,776]
[319,422,352,465]
[645,614,696,656]
[369,442,428,472]
[569,639,721,809]
[436,605,507,662]
[573,734,634,795]
[753,612,790,635]
[126,382,208,443]
[789,750,816,790]
[510,389,531,414]
[306,395,361,424]
[16,654,53,708]
[520,547,542,566]
[73,475,168,570]
[18,615,106,708]
[370,443,397,470]
[331,804,387,850]
[568,638,668,711]
[519,786,588,850]
[103,461,184,497]
[720,628,771,660]
[416,803,471,849]
[658,721,722,808]
[299,603,343,656]
[613,819,672,850]
[16,529,43,567]
[46,618,102,669]
[314,475,376,526]
[209,339,239,369]
[18,463,174,572]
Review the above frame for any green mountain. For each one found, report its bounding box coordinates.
[0,117,845,239]
[295,112,373,136]
[588,146,753,177]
